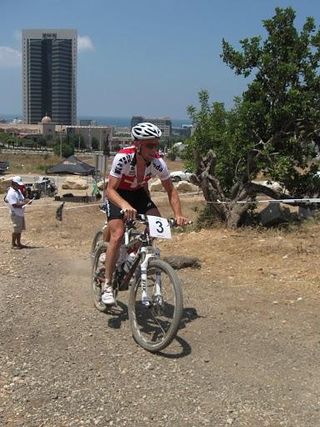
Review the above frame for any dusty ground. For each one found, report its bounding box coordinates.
[1,174,320,426]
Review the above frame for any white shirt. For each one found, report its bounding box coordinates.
[6,187,25,217]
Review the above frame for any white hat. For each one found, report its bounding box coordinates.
[12,176,24,185]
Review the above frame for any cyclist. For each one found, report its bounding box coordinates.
[101,122,188,305]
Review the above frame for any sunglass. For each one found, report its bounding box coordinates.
[144,143,159,149]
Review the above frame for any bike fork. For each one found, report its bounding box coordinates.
[140,248,160,305]
[154,248,162,297]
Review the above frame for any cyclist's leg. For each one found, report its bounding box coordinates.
[145,206,161,216]
[100,198,125,304]
[131,188,161,217]
[135,191,161,239]
[101,218,124,305]
[105,218,124,283]
[103,222,110,242]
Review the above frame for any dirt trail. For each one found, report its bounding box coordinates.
[1,198,320,426]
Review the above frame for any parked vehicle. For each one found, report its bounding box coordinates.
[34,176,58,197]
[170,170,192,182]
[22,176,57,199]
[0,161,9,174]
[25,184,41,199]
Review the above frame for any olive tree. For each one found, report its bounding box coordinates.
[187,7,320,227]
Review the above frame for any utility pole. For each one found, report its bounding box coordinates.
[59,131,62,158]
[102,134,110,203]
[88,125,92,151]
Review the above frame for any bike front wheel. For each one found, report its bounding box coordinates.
[128,259,183,353]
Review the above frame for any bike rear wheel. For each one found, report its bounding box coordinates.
[91,241,108,312]
[128,259,183,352]
[90,230,104,263]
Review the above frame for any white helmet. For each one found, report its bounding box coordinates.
[131,122,162,140]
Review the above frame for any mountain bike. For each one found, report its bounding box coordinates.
[91,214,183,353]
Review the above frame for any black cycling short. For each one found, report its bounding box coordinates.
[104,188,157,220]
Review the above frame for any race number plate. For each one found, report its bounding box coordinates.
[147,215,172,239]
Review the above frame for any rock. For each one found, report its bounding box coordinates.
[298,206,315,219]
[175,181,199,193]
[0,176,16,193]
[97,179,109,190]
[149,179,199,193]
[259,202,292,226]
[61,177,89,190]
[149,179,163,192]
[163,255,201,269]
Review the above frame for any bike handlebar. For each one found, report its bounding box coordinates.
[99,206,192,227]
[120,211,192,227]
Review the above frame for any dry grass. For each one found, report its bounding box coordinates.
[5,195,317,299]
[1,176,320,301]
[0,152,61,174]
[0,151,185,175]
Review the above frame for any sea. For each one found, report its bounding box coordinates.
[0,114,191,128]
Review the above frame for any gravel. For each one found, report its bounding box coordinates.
[1,228,320,426]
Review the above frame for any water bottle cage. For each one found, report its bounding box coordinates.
[113,265,126,290]
[114,253,136,291]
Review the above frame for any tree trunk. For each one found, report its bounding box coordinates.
[192,149,294,228]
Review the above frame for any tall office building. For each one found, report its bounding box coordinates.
[22,29,77,125]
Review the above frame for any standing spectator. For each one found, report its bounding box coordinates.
[6,176,32,249]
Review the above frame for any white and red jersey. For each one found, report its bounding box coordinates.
[109,146,170,190]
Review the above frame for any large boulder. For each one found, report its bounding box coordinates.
[298,206,316,219]
[149,179,200,193]
[163,255,201,269]
[0,177,12,193]
[97,179,109,190]
[175,181,199,193]
[149,179,164,192]
[259,202,292,226]
[61,177,89,190]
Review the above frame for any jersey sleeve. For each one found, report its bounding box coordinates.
[109,152,131,179]
[155,158,170,181]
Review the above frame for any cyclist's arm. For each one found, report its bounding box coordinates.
[161,178,188,225]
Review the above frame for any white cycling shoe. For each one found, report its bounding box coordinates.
[101,286,115,305]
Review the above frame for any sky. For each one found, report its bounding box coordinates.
[1,0,320,120]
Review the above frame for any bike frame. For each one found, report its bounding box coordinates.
[115,217,160,295]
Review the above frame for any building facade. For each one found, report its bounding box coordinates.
[22,29,77,125]
[65,125,113,151]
